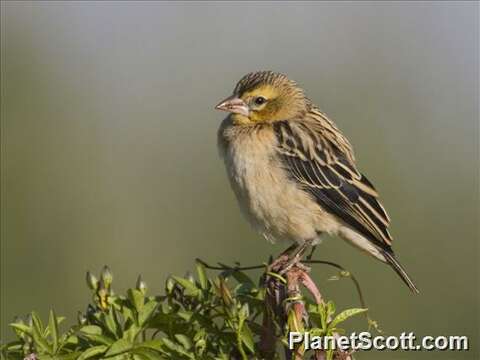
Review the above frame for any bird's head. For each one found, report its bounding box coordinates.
[215,71,308,124]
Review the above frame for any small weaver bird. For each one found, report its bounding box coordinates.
[215,71,419,293]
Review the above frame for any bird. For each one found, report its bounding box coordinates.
[215,70,419,293]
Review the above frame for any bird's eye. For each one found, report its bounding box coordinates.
[254,96,267,105]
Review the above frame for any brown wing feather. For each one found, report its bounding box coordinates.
[273,111,393,251]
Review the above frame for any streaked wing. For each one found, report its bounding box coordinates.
[272,110,393,251]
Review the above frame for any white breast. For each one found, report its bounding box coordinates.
[218,118,339,244]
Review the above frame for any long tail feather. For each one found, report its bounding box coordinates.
[382,251,419,294]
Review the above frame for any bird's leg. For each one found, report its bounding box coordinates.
[280,243,298,256]
[306,245,317,261]
[278,241,311,275]
[266,243,298,273]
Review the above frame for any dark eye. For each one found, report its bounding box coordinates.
[254,96,267,105]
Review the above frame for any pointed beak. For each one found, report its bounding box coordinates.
[215,95,250,117]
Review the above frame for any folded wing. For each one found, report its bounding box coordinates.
[272,111,393,252]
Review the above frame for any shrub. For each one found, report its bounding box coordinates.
[1,260,371,360]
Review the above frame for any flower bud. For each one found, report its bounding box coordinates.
[101,266,113,288]
[86,271,98,290]
[165,276,175,294]
[26,314,33,327]
[185,271,195,284]
[136,275,147,294]
[77,311,87,325]
[97,287,109,310]
[86,304,96,317]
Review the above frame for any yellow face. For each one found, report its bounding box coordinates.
[239,85,284,123]
[215,72,308,125]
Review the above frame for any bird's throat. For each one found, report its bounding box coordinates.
[232,113,253,125]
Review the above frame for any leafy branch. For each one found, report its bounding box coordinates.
[1,259,376,360]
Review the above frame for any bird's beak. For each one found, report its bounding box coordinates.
[215,96,250,117]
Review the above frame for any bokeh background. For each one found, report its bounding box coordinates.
[1,1,478,359]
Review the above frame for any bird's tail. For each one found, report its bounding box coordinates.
[382,250,419,294]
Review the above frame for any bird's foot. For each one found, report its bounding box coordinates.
[265,253,310,278]
[266,253,290,274]
[278,253,310,275]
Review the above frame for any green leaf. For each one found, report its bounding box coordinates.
[105,338,132,357]
[77,345,108,360]
[9,323,32,336]
[60,334,79,346]
[195,260,208,290]
[172,276,200,297]
[2,340,23,354]
[318,303,328,330]
[287,307,304,333]
[238,303,249,322]
[57,352,82,360]
[31,314,53,354]
[161,338,195,359]
[194,338,206,355]
[48,310,59,353]
[79,325,103,335]
[123,307,135,324]
[122,322,141,343]
[329,308,368,329]
[157,338,176,351]
[240,323,255,353]
[131,347,165,360]
[310,327,326,337]
[176,310,193,322]
[31,311,44,334]
[174,334,192,350]
[231,271,255,287]
[234,282,254,296]
[2,352,23,360]
[137,339,163,352]
[37,355,54,360]
[139,300,158,326]
[80,333,115,346]
[128,289,145,313]
[102,309,120,338]
[326,301,336,320]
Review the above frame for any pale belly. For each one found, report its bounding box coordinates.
[219,123,340,245]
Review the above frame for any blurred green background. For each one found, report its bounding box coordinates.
[1,1,478,359]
